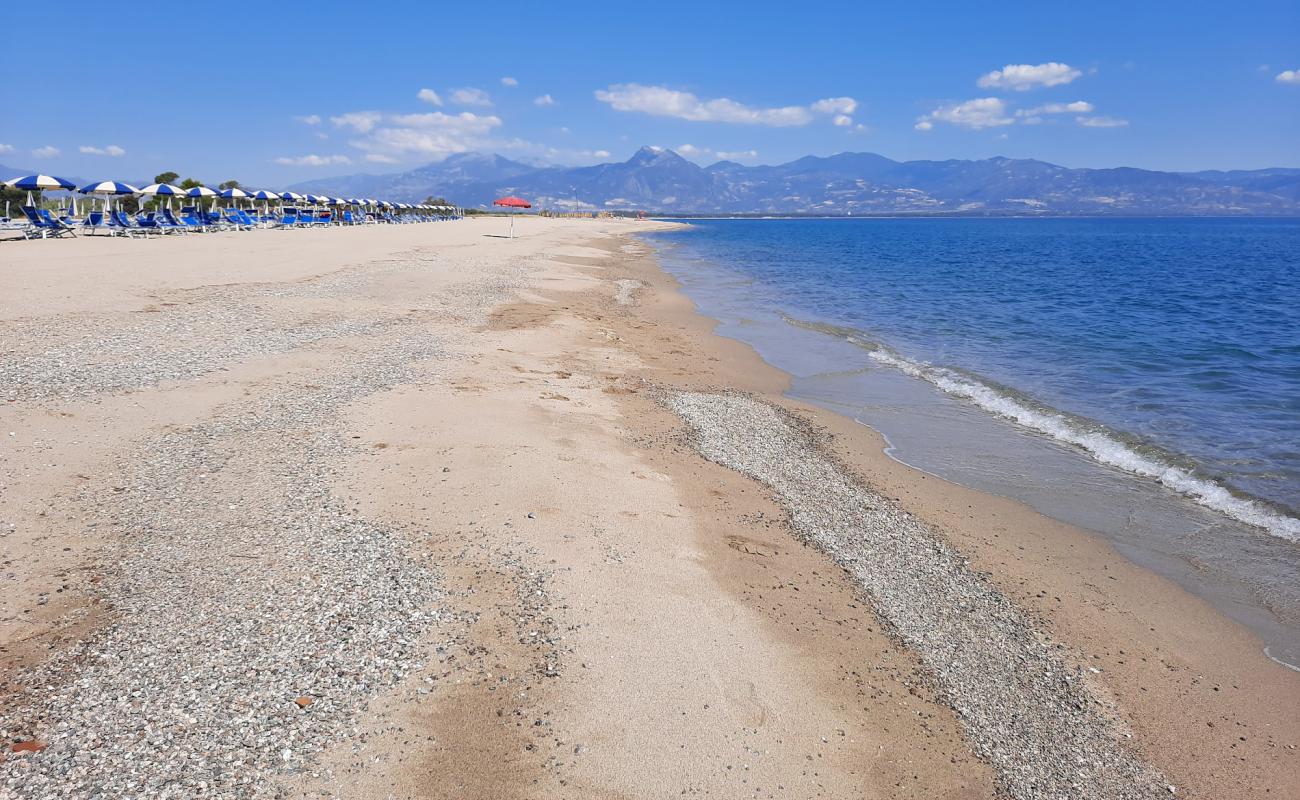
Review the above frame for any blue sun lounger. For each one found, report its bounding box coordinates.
[20,206,77,238]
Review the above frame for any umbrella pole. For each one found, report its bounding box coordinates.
[510,212,515,239]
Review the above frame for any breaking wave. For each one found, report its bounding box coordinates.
[786,316,1300,543]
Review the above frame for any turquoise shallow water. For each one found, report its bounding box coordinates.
[644,217,1300,667]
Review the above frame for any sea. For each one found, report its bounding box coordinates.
[642,217,1300,669]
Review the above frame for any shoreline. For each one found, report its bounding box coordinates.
[639,221,1300,670]
[1,218,1296,798]
[582,229,1300,797]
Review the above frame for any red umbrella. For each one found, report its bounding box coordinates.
[493,196,532,238]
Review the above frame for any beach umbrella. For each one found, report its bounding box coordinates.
[5,174,78,208]
[137,182,184,212]
[79,181,139,213]
[279,191,305,202]
[493,196,532,239]
[138,183,184,196]
[305,193,329,204]
[248,189,279,214]
[185,185,218,212]
[219,187,250,209]
[79,180,138,195]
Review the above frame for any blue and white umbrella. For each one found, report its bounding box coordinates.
[5,174,78,209]
[138,183,184,196]
[5,174,77,191]
[219,187,250,199]
[249,189,280,200]
[185,185,217,213]
[79,181,139,195]
[304,193,330,204]
[279,191,305,202]
[79,181,140,213]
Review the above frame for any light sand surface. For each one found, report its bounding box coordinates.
[0,218,1296,798]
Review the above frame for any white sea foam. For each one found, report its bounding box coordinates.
[855,339,1300,543]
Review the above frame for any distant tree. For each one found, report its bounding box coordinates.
[154,171,179,185]
[423,195,450,206]
[1,184,31,212]
[179,178,204,190]
[218,180,241,190]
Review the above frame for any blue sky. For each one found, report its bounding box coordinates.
[2,1,1297,186]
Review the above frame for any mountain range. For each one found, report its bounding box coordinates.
[288,148,1300,216]
[8,150,1299,216]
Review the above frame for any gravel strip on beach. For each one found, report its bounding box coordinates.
[1,249,543,798]
[0,260,433,403]
[1,333,445,799]
[669,390,1171,800]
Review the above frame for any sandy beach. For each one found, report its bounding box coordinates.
[1,218,1297,799]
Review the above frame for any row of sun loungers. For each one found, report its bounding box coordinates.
[10,206,461,240]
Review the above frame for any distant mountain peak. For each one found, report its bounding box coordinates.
[628,146,690,167]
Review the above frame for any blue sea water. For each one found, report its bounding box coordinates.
[644,217,1300,666]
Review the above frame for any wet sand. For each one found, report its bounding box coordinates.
[1,218,1296,798]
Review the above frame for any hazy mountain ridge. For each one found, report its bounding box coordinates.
[297,148,1300,215]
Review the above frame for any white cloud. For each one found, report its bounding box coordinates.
[1277,69,1300,85]
[676,143,706,157]
[347,111,503,161]
[79,145,126,156]
[416,88,443,106]
[0,143,13,154]
[592,149,611,159]
[273,154,353,166]
[915,97,1013,130]
[595,83,815,126]
[1017,101,1093,116]
[294,114,322,125]
[501,76,518,87]
[365,153,400,164]
[1076,115,1129,128]
[450,87,492,107]
[832,114,853,127]
[977,62,1082,91]
[811,97,858,115]
[716,149,758,161]
[534,94,556,106]
[330,111,383,133]
[32,146,60,159]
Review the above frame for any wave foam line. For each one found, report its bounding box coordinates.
[853,340,1300,543]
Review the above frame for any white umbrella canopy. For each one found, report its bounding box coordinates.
[78,181,140,213]
[79,181,139,195]
[185,186,218,198]
[137,183,185,211]
[5,174,78,209]
[138,183,184,196]
[279,191,305,202]
[219,187,251,198]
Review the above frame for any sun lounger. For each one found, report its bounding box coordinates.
[81,211,108,235]
[157,208,189,233]
[135,212,166,234]
[20,206,77,238]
